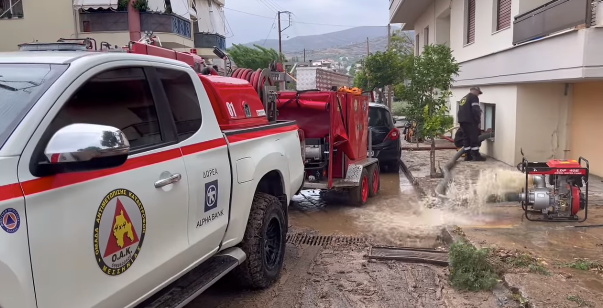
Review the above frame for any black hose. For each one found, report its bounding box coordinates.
[435,132,495,198]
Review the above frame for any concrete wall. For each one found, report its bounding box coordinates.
[435,10,451,46]
[0,0,76,52]
[515,83,571,163]
[571,82,603,177]
[451,85,518,165]
[449,0,519,63]
[413,0,450,54]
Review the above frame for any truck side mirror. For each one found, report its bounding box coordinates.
[37,124,130,176]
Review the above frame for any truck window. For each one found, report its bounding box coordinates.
[156,68,202,142]
[48,67,163,150]
[0,64,66,150]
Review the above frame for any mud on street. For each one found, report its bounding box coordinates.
[187,168,508,308]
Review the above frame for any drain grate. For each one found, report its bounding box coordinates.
[286,233,367,247]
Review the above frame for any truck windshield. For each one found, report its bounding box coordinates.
[0,63,66,150]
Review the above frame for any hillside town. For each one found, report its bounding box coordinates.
[1,0,603,308]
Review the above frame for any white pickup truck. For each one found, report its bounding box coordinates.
[0,50,304,308]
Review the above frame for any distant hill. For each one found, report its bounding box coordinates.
[241,26,395,53]
[286,36,389,64]
[235,26,413,73]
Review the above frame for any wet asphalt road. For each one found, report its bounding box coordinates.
[185,169,456,308]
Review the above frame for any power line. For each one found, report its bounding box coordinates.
[265,0,285,11]
[220,8,235,38]
[224,7,387,28]
[256,0,278,12]
[263,13,278,46]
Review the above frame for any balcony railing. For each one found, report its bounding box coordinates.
[141,12,192,39]
[79,11,192,39]
[193,32,226,50]
[512,0,592,45]
[80,11,129,32]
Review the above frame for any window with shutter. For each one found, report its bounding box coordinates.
[496,0,512,30]
[416,34,420,55]
[466,0,476,44]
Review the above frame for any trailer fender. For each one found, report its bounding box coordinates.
[341,158,379,186]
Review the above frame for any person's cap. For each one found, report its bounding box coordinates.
[470,86,483,94]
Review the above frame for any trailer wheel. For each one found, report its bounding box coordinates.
[369,164,380,197]
[350,168,369,206]
[235,192,286,289]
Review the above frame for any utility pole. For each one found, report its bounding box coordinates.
[303,48,306,62]
[278,11,292,63]
[387,23,392,109]
[366,37,370,56]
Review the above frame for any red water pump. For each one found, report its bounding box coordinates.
[510,154,590,222]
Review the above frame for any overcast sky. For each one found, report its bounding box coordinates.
[223,0,390,46]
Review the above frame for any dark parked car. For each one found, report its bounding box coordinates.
[368,103,401,171]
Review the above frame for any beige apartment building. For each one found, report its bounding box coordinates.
[0,0,227,63]
[390,0,603,176]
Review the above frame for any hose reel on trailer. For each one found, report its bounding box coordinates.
[230,68,277,122]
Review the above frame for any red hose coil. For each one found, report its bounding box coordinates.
[229,67,274,105]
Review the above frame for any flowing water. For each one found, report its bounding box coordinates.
[289,167,531,246]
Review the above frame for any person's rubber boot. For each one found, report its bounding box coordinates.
[471,150,486,161]
[464,150,473,161]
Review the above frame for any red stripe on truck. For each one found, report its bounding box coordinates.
[180,138,227,155]
[0,124,298,202]
[0,183,24,202]
[226,125,299,143]
[21,148,183,196]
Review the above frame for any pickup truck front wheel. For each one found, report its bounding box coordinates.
[236,192,287,289]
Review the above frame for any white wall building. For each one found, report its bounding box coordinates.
[391,0,603,176]
[0,0,226,61]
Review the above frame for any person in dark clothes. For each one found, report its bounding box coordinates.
[454,127,467,157]
[457,87,486,161]
[454,127,491,158]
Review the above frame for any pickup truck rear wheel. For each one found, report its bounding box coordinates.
[235,192,286,289]
[349,168,369,206]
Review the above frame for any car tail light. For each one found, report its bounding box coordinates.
[384,128,400,142]
[298,129,306,162]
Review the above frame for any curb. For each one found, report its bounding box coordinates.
[444,225,527,308]
[399,158,427,197]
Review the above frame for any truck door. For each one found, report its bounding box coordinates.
[152,67,232,253]
[17,65,191,308]
[0,158,37,308]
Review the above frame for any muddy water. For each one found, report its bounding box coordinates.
[289,170,418,234]
[289,168,510,247]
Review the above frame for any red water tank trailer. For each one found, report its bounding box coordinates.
[275,90,380,206]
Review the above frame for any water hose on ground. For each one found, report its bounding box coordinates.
[402,146,458,151]
[434,132,495,198]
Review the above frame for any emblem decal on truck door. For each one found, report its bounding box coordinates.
[0,208,20,234]
[93,189,146,276]
[204,180,219,212]
[197,180,223,228]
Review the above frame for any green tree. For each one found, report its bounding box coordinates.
[353,68,368,89]
[397,44,459,177]
[390,29,414,57]
[226,44,286,70]
[348,64,357,78]
[360,50,404,104]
